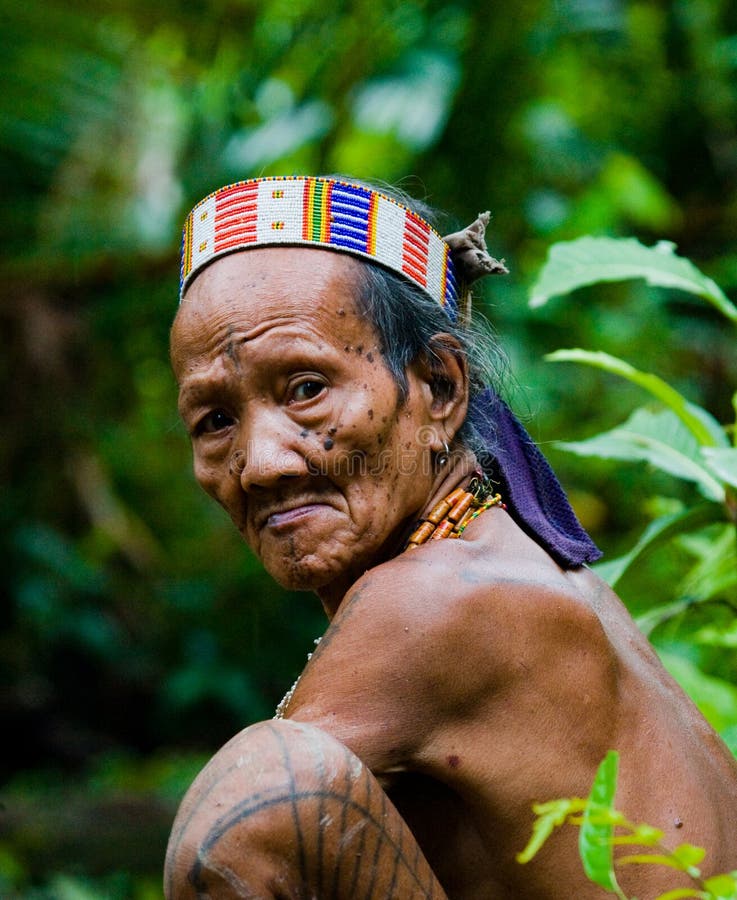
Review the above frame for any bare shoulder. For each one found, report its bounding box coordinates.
[288,510,615,762]
[333,510,614,672]
[333,509,601,635]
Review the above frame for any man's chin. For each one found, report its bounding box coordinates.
[263,557,338,593]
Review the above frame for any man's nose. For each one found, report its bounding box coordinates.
[231,415,308,491]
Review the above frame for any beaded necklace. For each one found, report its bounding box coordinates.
[404,476,504,549]
[273,477,504,719]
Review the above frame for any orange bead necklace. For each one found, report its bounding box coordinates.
[404,475,505,549]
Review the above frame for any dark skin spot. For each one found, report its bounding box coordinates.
[368,409,374,420]
[328,426,337,436]
[356,345,363,355]
[344,345,350,352]
[323,438,334,450]
[300,430,309,439]
[337,307,346,317]
[366,351,374,363]
[447,755,460,769]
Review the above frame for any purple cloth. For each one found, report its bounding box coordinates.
[469,388,601,568]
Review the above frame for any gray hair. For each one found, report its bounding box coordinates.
[354,259,508,463]
[324,178,509,463]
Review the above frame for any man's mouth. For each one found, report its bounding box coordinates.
[257,500,332,532]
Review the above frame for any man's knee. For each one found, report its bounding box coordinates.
[165,719,435,899]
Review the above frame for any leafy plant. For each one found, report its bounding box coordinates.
[530,238,737,748]
[518,751,737,900]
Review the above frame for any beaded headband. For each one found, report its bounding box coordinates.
[179,176,460,318]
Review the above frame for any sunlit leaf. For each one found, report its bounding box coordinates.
[671,844,706,873]
[530,236,737,323]
[702,448,737,490]
[653,890,706,899]
[579,751,620,892]
[557,407,725,501]
[702,871,737,899]
[628,823,665,846]
[619,853,694,871]
[546,350,728,449]
[516,798,580,863]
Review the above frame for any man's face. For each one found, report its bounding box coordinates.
[171,248,439,607]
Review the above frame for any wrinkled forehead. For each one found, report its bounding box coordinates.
[170,246,373,375]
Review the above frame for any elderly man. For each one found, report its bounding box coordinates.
[165,176,737,899]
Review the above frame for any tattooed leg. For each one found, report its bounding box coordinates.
[165,719,447,899]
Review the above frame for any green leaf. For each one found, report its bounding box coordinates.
[658,652,737,734]
[678,525,737,604]
[671,844,706,873]
[619,853,695,870]
[635,598,696,637]
[530,236,737,323]
[546,349,727,449]
[702,871,737,899]
[580,751,620,893]
[653,890,706,899]
[594,504,723,589]
[694,620,737,649]
[557,407,725,501]
[516,798,579,863]
[628,823,665,846]
[702,448,737,490]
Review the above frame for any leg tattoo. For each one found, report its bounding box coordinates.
[165,719,447,899]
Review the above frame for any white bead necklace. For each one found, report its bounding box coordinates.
[273,637,322,719]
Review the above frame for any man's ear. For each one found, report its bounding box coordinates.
[409,334,470,442]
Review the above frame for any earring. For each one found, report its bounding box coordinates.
[437,441,450,467]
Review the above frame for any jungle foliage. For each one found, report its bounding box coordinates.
[1,0,736,895]
[520,751,737,899]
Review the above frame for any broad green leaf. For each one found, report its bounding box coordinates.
[703,871,737,899]
[580,751,620,892]
[702,448,737,490]
[530,236,737,323]
[546,349,727,448]
[593,503,723,588]
[557,407,725,501]
[658,652,737,734]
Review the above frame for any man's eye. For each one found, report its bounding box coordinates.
[196,410,234,435]
[290,380,325,403]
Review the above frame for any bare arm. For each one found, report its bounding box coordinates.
[165,719,448,899]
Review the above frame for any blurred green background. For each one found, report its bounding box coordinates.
[2,0,736,896]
